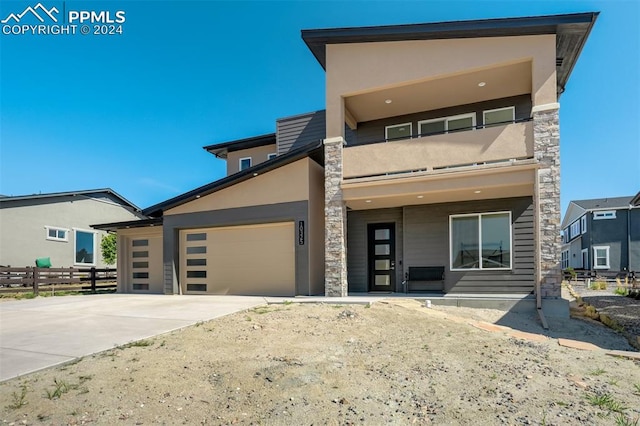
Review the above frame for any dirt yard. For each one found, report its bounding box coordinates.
[1,299,639,425]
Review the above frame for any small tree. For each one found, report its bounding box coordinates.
[101,233,117,266]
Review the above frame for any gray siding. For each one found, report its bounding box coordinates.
[630,209,640,271]
[589,209,633,271]
[347,208,403,292]
[346,197,535,294]
[276,110,355,154]
[353,95,532,146]
[277,110,327,155]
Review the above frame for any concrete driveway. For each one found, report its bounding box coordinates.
[0,294,266,382]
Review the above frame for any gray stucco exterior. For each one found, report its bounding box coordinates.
[0,191,142,268]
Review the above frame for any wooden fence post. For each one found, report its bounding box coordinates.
[33,267,39,296]
[91,267,97,293]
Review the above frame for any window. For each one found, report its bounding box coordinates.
[239,157,252,171]
[483,107,515,127]
[74,229,96,265]
[45,226,68,242]
[593,246,610,269]
[594,211,616,220]
[450,211,511,270]
[267,153,277,160]
[561,250,569,269]
[418,113,476,136]
[561,229,569,244]
[385,123,412,140]
[570,221,581,239]
[581,216,587,234]
[581,249,588,269]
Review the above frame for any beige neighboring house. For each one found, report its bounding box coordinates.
[0,189,144,268]
[96,13,598,317]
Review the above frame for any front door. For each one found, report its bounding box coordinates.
[368,223,396,292]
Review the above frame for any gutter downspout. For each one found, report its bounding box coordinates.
[628,205,632,272]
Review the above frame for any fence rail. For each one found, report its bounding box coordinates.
[563,269,638,288]
[0,266,117,295]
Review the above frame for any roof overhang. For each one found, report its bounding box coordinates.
[302,12,598,97]
[92,217,163,232]
[203,133,276,159]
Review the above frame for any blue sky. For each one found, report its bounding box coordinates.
[0,0,638,216]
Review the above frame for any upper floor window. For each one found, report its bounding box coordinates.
[580,216,587,234]
[267,153,277,160]
[385,123,412,141]
[483,107,515,127]
[593,211,616,220]
[46,226,68,242]
[570,221,581,239]
[239,157,252,171]
[418,113,476,136]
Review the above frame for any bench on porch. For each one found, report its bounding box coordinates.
[403,266,445,293]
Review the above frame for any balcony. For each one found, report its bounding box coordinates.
[343,120,533,180]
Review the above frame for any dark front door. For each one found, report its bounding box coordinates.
[368,223,396,292]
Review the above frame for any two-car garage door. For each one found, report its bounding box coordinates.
[180,222,295,296]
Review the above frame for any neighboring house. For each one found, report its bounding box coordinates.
[0,189,144,268]
[95,13,597,317]
[561,194,640,272]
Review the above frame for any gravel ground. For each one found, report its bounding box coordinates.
[1,299,639,425]
[568,280,640,349]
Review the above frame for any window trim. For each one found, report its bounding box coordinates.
[482,106,515,127]
[570,221,581,239]
[385,122,413,141]
[73,228,97,266]
[449,211,512,271]
[45,226,69,242]
[267,153,277,160]
[418,112,476,137]
[593,210,616,220]
[239,157,252,171]
[580,216,587,234]
[592,246,610,269]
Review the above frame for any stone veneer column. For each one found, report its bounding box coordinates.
[324,136,348,297]
[533,105,561,298]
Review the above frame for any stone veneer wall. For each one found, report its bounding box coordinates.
[533,106,561,298]
[324,137,348,296]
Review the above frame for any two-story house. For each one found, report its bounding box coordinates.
[95,13,598,317]
[561,194,640,273]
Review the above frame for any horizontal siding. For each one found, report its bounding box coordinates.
[276,111,326,155]
[353,95,532,146]
[347,208,403,292]
[402,197,535,294]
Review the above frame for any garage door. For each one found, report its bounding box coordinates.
[180,222,295,296]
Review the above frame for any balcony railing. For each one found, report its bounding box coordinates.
[343,119,534,180]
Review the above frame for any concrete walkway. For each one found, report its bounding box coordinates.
[0,294,266,382]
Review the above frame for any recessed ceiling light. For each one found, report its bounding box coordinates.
[365,200,372,203]
[253,172,258,177]
[474,190,482,194]
[478,82,486,87]
[195,195,201,198]
[417,195,424,199]
[385,99,392,104]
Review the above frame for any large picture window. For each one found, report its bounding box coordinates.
[450,212,512,270]
[74,229,96,266]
